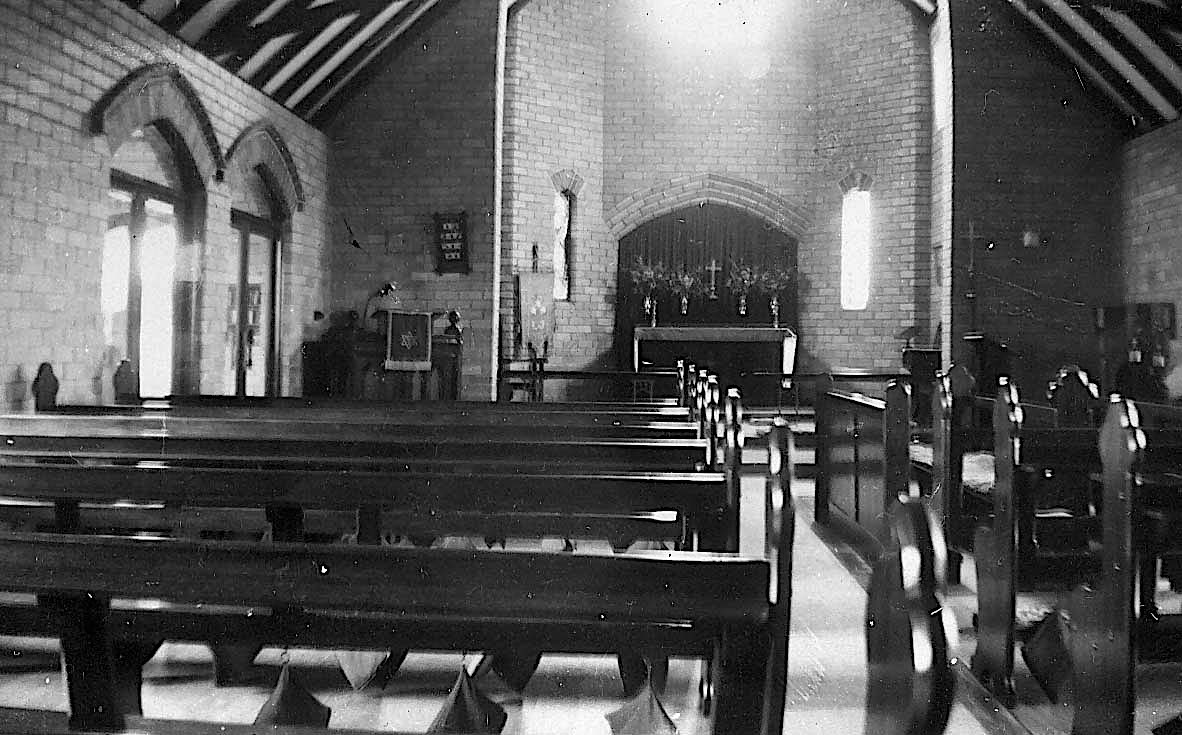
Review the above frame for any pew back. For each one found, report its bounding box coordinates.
[0,419,795,735]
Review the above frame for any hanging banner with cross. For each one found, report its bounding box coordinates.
[517,273,554,354]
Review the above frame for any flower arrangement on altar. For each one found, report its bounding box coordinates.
[753,263,796,328]
[665,266,708,315]
[626,256,667,297]
[726,261,760,316]
[753,263,795,298]
[624,257,668,326]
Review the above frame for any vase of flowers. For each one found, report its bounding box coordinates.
[666,266,705,316]
[726,260,758,317]
[625,257,667,326]
[753,264,796,328]
[644,294,657,327]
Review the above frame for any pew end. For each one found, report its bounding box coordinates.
[865,496,957,735]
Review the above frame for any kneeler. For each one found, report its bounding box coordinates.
[427,666,507,733]
[336,516,407,690]
[605,679,678,735]
[253,662,331,727]
[471,649,543,693]
[1020,609,1072,704]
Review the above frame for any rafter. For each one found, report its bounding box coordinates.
[304,0,443,119]
[1043,0,1177,119]
[280,1,412,107]
[137,0,180,22]
[1008,0,1147,124]
[175,0,241,43]
[262,12,359,93]
[1096,4,1182,90]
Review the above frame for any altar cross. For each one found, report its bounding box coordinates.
[706,258,722,299]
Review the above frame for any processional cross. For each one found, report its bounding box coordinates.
[706,258,722,300]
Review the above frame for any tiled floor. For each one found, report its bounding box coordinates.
[0,427,1001,734]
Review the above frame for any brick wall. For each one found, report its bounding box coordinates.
[0,0,330,409]
[502,0,612,370]
[809,0,933,370]
[931,2,954,365]
[1119,119,1182,353]
[600,0,931,371]
[325,0,499,399]
[947,0,1126,394]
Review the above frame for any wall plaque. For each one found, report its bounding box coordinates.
[433,211,469,274]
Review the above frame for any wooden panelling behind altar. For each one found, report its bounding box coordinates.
[613,203,798,368]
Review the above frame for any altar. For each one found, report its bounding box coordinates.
[634,326,797,399]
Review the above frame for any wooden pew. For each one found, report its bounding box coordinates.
[968,378,1101,705]
[1054,397,1182,735]
[813,380,912,555]
[11,361,738,694]
[19,364,734,548]
[0,420,797,735]
[919,365,1064,585]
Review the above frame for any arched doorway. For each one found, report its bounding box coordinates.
[614,202,797,367]
[101,123,203,399]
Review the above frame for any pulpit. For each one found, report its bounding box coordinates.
[633,326,797,400]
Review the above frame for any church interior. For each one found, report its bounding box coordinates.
[2,0,1182,733]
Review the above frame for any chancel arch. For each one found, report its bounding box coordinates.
[614,202,799,367]
[606,173,809,243]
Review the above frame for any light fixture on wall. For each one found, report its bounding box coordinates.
[365,281,402,322]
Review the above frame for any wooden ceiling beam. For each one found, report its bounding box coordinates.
[1093,5,1182,109]
[262,12,360,93]
[137,0,180,22]
[1044,0,1177,119]
[276,1,411,106]
[174,0,245,43]
[205,0,377,73]
[1009,0,1149,125]
[303,0,443,120]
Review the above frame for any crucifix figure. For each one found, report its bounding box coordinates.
[706,258,722,300]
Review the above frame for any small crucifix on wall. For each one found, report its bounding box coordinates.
[706,258,722,300]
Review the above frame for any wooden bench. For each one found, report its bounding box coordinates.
[0,420,796,735]
[917,364,1073,585]
[22,363,735,548]
[967,378,1103,706]
[813,380,912,555]
[1051,397,1182,735]
[10,361,741,686]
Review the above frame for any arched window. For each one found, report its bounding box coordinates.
[840,172,873,311]
[554,188,574,300]
[102,123,200,399]
[226,168,284,397]
[549,169,583,301]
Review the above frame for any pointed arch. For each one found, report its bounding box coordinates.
[91,63,225,183]
[606,173,810,242]
[226,123,306,213]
